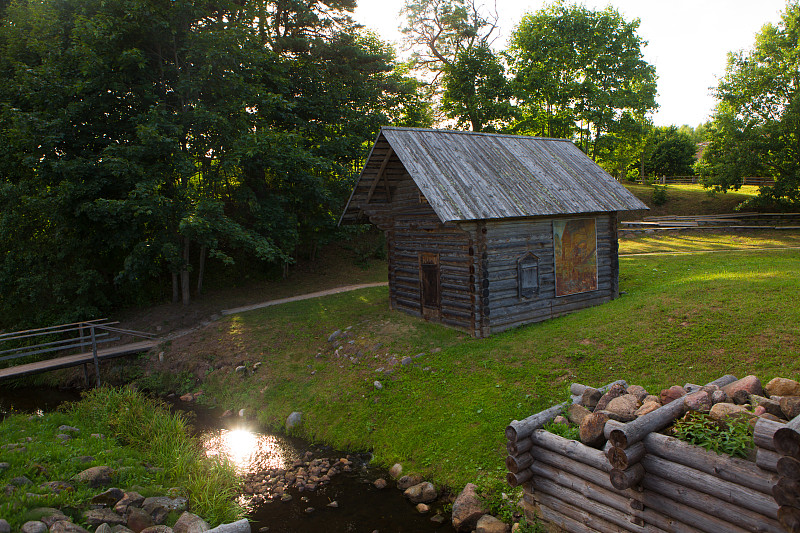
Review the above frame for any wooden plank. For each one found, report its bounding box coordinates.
[0,340,158,382]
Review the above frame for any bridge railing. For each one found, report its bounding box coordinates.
[0,320,156,385]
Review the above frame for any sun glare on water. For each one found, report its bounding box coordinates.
[203,428,289,473]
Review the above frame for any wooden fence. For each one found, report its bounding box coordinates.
[506,379,799,532]
[636,176,775,186]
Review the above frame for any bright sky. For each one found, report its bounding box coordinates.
[353,0,788,127]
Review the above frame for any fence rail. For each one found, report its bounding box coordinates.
[0,320,157,385]
[635,176,776,186]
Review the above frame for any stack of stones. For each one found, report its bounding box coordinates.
[242,451,352,504]
[555,375,800,451]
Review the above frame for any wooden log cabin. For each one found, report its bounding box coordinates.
[339,127,647,338]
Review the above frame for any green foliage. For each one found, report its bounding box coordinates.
[651,184,668,206]
[0,387,241,529]
[643,126,697,177]
[672,412,754,458]
[507,2,657,163]
[543,420,580,441]
[698,1,800,209]
[477,473,522,524]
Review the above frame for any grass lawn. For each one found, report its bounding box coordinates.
[620,183,760,220]
[172,232,800,491]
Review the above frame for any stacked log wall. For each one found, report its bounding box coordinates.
[508,404,785,532]
[484,213,619,335]
[371,174,477,333]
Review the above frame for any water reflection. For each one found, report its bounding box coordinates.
[203,427,294,474]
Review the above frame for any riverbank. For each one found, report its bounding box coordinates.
[0,388,242,530]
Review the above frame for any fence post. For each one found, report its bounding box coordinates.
[79,323,89,387]
[90,325,100,387]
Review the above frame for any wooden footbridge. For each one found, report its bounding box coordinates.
[0,320,159,385]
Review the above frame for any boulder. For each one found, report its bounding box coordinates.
[642,395,660,404]
[173,513,209,533]
[92,487,125,506]
[96,525,113,533]
[373,478,387,490]
[127,507,155,533]
[684,391,712,413]
[766,377,800,398]
[84,509,126,528]
[710,391,728,405]
[73,466,115,487]
[634,402,660,417]
[722,375,764,398]
[580,388,602,410]
[404,482,437,503]
[781,396,800,419]
[750,395,783,418]
[579,412,609,448]
[451,483,486,532]
[709,402,750,422]
[0,519,9,533]
[21,523,47,533]
[205,519,251,533]
[626,385,649,403]
[595,384,626,412]
[397,474,422,490]
[659,385,686,405]
[566,404,591,426]
[605,395,639,422]
[388,463,403,479]
[51,522,91,533]
[286,412,303,431]
[476,515,509,533]
[115,492,146,514]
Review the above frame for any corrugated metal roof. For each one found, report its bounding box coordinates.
[342,127,648,223]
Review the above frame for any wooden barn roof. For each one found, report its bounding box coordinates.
[341,127,648,224]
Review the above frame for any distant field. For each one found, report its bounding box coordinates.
[621,183,761,220]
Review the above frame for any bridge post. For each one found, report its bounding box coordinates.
[90,325,100,387]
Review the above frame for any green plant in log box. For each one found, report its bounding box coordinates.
[671,411,753,458]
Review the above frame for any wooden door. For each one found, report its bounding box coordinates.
[420,253,440,318]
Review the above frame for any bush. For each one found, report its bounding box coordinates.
[652,183,668,206]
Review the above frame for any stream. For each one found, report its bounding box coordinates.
[0,389,453,533]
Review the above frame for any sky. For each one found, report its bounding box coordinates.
[353,0,789,128]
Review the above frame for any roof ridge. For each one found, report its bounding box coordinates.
[380,126,573,143]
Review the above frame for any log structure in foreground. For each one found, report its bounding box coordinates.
[772,414,800,532]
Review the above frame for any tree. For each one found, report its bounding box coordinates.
[643,126,697,177]
[401,0,507,130]
[698,1,800,209]
[507,3,657,159]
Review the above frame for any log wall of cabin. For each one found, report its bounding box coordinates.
[483,213,619,335]
[363,172,477,334]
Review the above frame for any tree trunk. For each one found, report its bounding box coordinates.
[197,244,207,296]
[181,238,191,306]
[172,272,179,304]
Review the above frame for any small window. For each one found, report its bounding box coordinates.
[518,253,539,299]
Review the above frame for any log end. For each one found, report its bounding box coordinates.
[609,428,628,450]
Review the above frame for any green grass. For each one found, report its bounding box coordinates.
[620,183,760,220]
[180,234,800,492]
[0,388,242,529]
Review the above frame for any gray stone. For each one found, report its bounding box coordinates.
[115,491,145,514]
[711,391,728,405]
[750,395,783,418]
[84,509,126,527]
[96,524,113,533]
[388,463,402,479]
[58,425,80,433]
[326,501,338,508]
[127,506,155,532]
[626,385,649,402]
[21,522,48,533]
[286,412,303,431]
[595,384,626,412]
[140,527,173,533]
[57,434,72,441]
[451,483,486,533]
[328,330,342,342]
[205,519,250,533]
[397,474,422,490]
[73,466,115,487]
[51,522,91,533]
[0,520,9,533]
[684,391,712,413]
[580,387,602,410]
[781,396,800,419]
[373,381,383,390]
[40,511,70,528]
[234,366,247,375]
[401,356,413,366]
[605,394,640,422]
[40,481,74,494]
[143,497,187,524]
[111,527,134,533]
[552,415,568,425]
[92,487,125,506]
[404,481,437,503]
[476,514,509,533]
[373,478,387,489]
[173,512,209,533]
[11,476,33,486]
